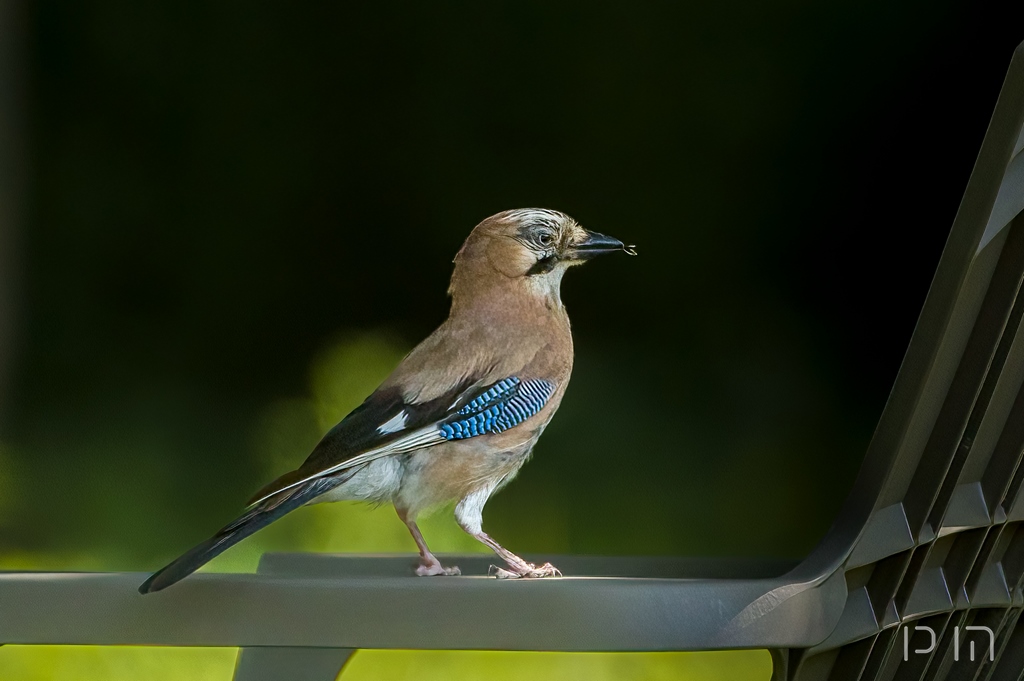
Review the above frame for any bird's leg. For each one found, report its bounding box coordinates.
[472,531,561,579]
[396,506,461,576]
[455,490,559,579]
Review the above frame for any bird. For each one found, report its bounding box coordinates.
[139,208,635,593]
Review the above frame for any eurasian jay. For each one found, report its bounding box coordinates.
[140,208,633,593]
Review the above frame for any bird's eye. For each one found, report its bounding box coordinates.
[537,232,554,247]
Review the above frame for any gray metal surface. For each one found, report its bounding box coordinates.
[1,39,1022,681]
[773,40,1024,680]
[1,555,831,651]
[233,647,354,681]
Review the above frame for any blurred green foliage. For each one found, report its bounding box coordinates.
[0,647,770,681]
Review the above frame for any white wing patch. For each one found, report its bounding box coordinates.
[377,411,407,434]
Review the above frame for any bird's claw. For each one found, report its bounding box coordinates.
[416,563,461,576]
[489,562,561,579]
[490,565,518,579]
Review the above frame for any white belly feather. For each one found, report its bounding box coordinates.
[311,457,404,505]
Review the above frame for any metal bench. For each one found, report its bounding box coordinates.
[3,40,1024,681]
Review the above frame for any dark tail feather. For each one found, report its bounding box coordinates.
[139,477,340,594]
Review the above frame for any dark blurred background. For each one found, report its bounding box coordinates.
[1,0,1023,572]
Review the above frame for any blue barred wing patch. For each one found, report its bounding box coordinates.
[439,377,555,440]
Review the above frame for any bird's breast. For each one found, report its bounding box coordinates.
[396,432,538,513]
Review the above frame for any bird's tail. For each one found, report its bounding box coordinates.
[138,476,342,594]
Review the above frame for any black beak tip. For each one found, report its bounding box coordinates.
[577,230,638,257]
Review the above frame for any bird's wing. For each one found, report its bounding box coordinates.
[247,376,556,506]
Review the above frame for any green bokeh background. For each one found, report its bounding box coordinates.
[1,0,1021,678]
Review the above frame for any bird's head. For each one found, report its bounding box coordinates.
[450,208,635,307]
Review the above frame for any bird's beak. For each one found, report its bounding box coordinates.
[570,230,638,260]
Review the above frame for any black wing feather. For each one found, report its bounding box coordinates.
[290,378,482,480]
